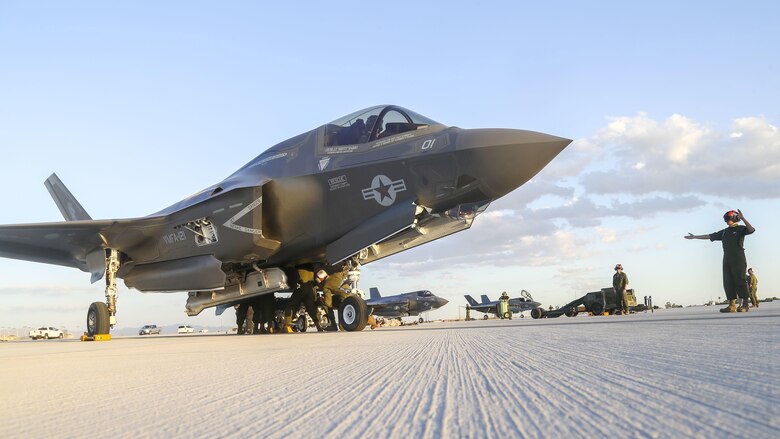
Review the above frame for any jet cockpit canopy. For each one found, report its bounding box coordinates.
[325,105,442,147]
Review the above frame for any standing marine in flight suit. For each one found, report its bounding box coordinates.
[235,302,249,334]
[612,264,629,315]
[747,268,759,308]
[685,209,755,313]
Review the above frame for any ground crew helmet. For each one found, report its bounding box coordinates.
[615,264,623,271]
[315,269,328,282]
[723,210,740,223]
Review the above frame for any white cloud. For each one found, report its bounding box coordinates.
[574,113,780,198]
[595,227,617,243]
[370,114,778,279]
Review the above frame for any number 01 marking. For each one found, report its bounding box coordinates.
[421,139,436,150]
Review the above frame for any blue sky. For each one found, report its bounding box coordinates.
[1,2,777,330]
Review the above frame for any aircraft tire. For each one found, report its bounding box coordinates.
[44,333,49,339]
[87,302,110,336]
[482,314,488,320]
[530,308,543,319]
[418,317,424,324]
[590,302,604,315]
[339,295,368,332]
[295,315,308,333]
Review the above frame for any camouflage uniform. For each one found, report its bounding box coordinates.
[748,270,759,307]
[235,302,249,334]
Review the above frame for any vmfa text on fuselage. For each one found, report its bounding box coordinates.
[0,105,571,335]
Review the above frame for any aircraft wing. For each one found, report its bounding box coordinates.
[0,217,169,277]
[365,298,409,313]
[0,221,113,270]
[470,305,496,314]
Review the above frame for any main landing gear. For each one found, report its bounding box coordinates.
[338,295,368,332]
[86,249,121,337]
[336,259,369,332]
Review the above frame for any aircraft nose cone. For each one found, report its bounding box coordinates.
[455,128,571,200]
[437,297,449,307]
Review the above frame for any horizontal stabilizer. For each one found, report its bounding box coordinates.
[369,287,381,300]
[44,173,92,221]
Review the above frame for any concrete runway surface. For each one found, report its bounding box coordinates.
[1,304,777,438]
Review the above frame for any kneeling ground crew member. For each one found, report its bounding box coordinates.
[283,265,324,332]
[685,209,755,313]
[315,266,348,331]
[316,267,378,330]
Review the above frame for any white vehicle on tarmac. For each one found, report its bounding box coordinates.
[177,325,194,334]
[138,324,161,335]
[29,327,64,340]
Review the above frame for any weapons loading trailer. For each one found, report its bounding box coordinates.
[530,288,646,319]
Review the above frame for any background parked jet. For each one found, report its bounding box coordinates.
[0,105,570,335]
[464,291,542,319]
[366,287,448,322]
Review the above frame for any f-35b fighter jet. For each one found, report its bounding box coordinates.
[464,291,543,319]
[0,105,570,335]
[366,287,449,322]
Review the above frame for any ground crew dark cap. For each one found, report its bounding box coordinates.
[615,264,623,270]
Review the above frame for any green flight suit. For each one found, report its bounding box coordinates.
[613,271,629,313]
[709,224,754,301]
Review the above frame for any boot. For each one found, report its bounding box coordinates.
[719,300,737,313]
[737,298,749,312]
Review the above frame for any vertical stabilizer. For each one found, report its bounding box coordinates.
[480,294,491,304]
[464,295,479,306]
[369,287,381,300]
[44,173,92,221]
